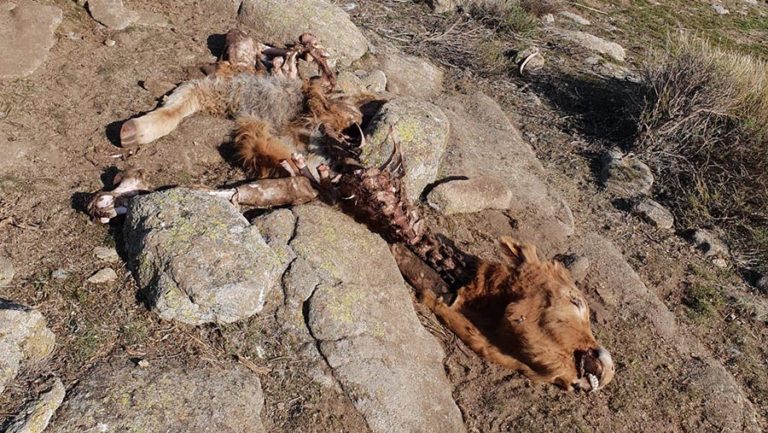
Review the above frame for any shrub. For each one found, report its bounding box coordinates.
[635,34,768,269]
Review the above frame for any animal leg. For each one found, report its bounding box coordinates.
[432,298,539,378]
[120,80,207,146]
[233,115,297,177]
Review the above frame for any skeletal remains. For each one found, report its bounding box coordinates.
[89,30,614,393]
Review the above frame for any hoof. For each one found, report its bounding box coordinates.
[120,119,139,146]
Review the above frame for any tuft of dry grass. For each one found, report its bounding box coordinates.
[635,34,768,270]
[520,0,562,17]
[468,0,540,34]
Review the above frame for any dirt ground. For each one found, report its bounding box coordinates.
[1,0,767,431]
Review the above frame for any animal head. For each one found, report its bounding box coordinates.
[497,237,614,392]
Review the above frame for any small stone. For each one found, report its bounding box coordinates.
[137,359,150,368]
[93,246,119,262]
[87,268,117,284]
[0,255,14,286]
[712,3,730,15]
[104,39,116,47]
[755,274,768,293]
[712,258,728,269]
[633,198,674,230]
[542,13,555,23]
[559,11,591,25]
[601,148,654,197]
[562,254,590,283]
[689,229,729,259]
[427,176,513,215]
[585,56,601,65]
[4,378,65,433]
[51,269,69,280]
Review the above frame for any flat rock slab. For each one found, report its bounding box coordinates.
[362,97,451,202]
[124,189,283,325]
[86,268,117,284]
[289,205,466,433]
[437,92,574,252]
[47,363,265,433]
[87,0,138,29]
[0,300,55,396]
[0,2,62,79]
[239,0,369,67]
[427,176,513,214]
[555,29,626,62]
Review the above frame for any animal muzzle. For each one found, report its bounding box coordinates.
[574,346,615,392]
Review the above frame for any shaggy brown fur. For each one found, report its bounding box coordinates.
[394,238,614,392]
[119,30,362,179]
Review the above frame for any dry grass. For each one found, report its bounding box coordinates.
[635,34,768,270]
[520,0,562,17]
[468,0,541,34]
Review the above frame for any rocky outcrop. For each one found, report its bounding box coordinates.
[0,2,62,79]
[123,189,285,325]
[239,0,369,67]
[0,301,55,395]
[437,92,574,251]
[4,378,65,433]
[363,98,451,202]
[289,205,466,433]
[47,363,265,433]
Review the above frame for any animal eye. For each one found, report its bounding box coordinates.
[570,297,585,311]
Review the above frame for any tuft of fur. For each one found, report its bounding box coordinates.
[226,75,304,128]
[233,115,298,178]
[302,78,363,140]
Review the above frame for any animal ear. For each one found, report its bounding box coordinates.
[499,237,539,264]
